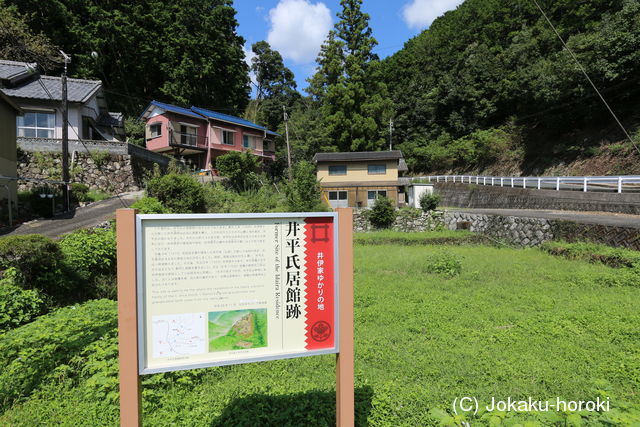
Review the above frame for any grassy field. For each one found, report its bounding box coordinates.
[1,233,639,425]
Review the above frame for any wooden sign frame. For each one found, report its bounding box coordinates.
[116,208,354,426]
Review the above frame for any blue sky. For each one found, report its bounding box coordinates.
[234,0,464,94]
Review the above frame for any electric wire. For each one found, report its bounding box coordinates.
[532,0,640,156]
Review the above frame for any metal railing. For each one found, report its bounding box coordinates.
[169,130,208,149]
[418,175,640,193]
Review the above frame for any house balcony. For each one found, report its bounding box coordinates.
[168,130,208,154]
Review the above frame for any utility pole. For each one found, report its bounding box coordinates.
[389,118,394,151]
[60,50,71,212]
[283,106,292,182]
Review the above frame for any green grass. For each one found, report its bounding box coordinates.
[85,190,112,202]
[1,244,639,425]
[354,230,487,246]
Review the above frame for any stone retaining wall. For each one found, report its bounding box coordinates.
[17,150,150,193]
[16,139,174,194]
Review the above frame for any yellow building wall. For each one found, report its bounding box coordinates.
[317,160,398,183]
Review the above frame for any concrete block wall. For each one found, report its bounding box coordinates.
[434,182,640,215]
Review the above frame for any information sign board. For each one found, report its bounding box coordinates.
[136,213,338,374]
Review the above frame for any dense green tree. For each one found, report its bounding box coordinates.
[308,0,392,152]
[5,0,250,116]
[215,151,260,192]
[247,41,299,132]
[382,0,639,173]
[285,160,325,212]
[0,1,59,70]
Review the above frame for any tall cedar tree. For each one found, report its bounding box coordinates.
[5,0,250,116]
[308,0,392,152]
[247,41,299,132]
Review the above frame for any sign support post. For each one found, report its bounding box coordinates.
[336,208,354,426]
[117,209,141,427]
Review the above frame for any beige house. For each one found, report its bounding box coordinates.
[313,151,408,208]
[0,91,22,216]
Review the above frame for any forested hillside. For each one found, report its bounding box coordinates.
[1,0,250,116]
[2,0,639,175]
[383,0,640,174]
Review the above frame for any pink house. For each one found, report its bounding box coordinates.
[140,101,278,172]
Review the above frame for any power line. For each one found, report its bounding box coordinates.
[532,0,640,156]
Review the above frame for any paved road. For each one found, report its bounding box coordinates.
[451,208,640,229]
[2,191,143,238]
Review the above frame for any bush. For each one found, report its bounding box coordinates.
[59,228,116,281]
[130,196,170,214]
[146,173,206,213]
[0,299,117,409]
[0,268,48,333]
[0,234,68,299]
[286,161,325,212]
[216,151,260,192]
[541,241,640,268]
[422,251,463,277]
[419,191,441,212]
[70,183,90,203]
[369,197,396,229]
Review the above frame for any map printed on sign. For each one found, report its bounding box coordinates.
[151,313,206,358]
[137,213,338,374]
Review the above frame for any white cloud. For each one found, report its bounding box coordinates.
[402,0,464,30]
[267,0,332,64]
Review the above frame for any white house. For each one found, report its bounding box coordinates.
[0,60,124,143]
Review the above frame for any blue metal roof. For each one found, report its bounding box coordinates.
[140,100,279,136]
[141,100,205,120]
[191,106,279,136]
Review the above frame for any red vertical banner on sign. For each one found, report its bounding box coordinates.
[303,216,335,350]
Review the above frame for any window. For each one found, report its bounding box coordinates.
[328,191,348,200]
[222,130,234,145]
[328,165,347,175]
[367,190,387,200]
[149,123,162,138]
[368,164,386,174]
[243,135,257,149]
[180,124,198,146]
[17,111,55,138]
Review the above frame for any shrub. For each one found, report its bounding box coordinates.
[59,228,116,281]
[419,191,441,212]
[0,234,67,298]
[216,151,260,192]
[369,196,396,229]
[70,183,90,203]
[146,173,206,213]
[541,241,640,268]
[0,268,48,333]
[0,299,117,409]
[130,196,170,214]
[423,251,463,277]
[90,150,110,167]
[286,160,325,212]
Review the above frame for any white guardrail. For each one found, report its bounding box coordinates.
[418,175,640,194]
